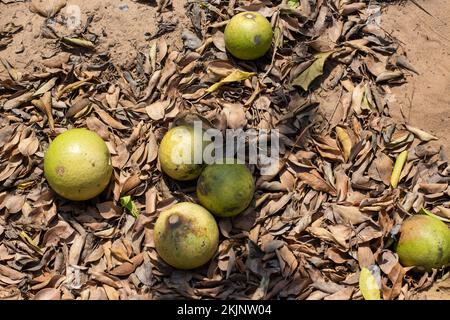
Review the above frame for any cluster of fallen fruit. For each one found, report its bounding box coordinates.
[41,12,449,281]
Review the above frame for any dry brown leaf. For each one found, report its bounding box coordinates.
[18,134,39,156]
[42,220,75,247]
[221,102,247,129]
[374,152,393,186]
[145,100,170,121]
[95,107,128,130]
[332,204,370,225]
[33,288,61,300]
[298,172,337,196]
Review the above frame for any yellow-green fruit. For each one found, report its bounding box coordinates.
[44,128,112,201]
[154,202,219,269]
[158,126,205,181]
[197,162,255,217]
[224,11,273,60]
[396,215,450,271]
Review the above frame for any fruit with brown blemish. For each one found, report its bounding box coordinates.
[396,215,450,271]
[224,11,273,60]
[158,125,207,181]
[197,161,255,217]
[153,202,219,269]
[44,128,112,201]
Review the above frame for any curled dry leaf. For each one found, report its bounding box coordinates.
[4,194,26,214]
[405,125,438,142]
[298,172,337,196]
[207,69,256,93]
[42,220,75,247]
[292,51,334,91]
[33,288,61,300]
[332,204,370,225]
[18,135,39,156]
[146,100,170,121]
[221,103,247,129]
[96,201,121,220]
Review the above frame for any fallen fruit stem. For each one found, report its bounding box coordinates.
[391,150,408,188]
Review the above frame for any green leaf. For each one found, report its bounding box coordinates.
[288,0,300,8]
[419,207,450,223]
[359,267,381,300]
[120,196,140,218]
[206,69,256,93]
[292,51,333,91]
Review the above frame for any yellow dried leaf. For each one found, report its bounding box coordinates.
[17,181,36,190]
[405,125,438,142]
[390,150,408,188]
[336,126,352,162]
[359,267,381,300]
[19,231,43,255]
[61,37,95,49]
[206,69,256,93]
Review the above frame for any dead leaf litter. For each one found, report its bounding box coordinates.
[0,0,448,300]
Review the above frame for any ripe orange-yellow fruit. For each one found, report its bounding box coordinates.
[158,126,206,181]
[224,11,273,60]
[44,128,112,201]
[154,202,219,269]
[396,215,450,271]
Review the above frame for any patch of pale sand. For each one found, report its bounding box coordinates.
[0,0,186,73]
[382,0,450,156]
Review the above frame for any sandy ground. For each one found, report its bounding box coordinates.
[0,0,185,70]
[382,0,450,156]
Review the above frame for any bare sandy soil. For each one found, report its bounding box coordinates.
[382,0,450,156]
[0,0,185,71]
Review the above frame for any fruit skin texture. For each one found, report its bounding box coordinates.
[154,202,219,270]
[158,126,205,181]
[224,11,273,60]
[44,128,112,201]
[197,162,255,217]
[396,215,450,271]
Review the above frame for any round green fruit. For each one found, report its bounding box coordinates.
[44,128,112,201]
[158,126,206,181]
[197,161,255,217]
[396,215,450,271]
[224,11,273,60]
[154,202,219,270]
